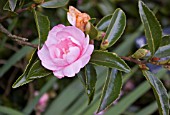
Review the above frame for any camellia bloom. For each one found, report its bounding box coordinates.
[38,24,94,78]
[67,6,91,31]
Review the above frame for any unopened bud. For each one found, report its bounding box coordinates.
[95,31,106,41]
[100,40,109,50]
[132,48,149,59]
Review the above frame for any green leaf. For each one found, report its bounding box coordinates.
[97,68,122,113]
[86,22,98,39]
[77,64,97,104]
[33,9,50,47]
[27,60,51,79]
[3,1,11,11]
[154,45,170,58]
[142,70,169,115]
[90,50,131,73]
[105,69,167,115]
[96,14,112,31]
[160,35,170,46]
[138,1,162,56]
[12,75,33,88]
[12,50,38,88]
[9,0,18,11]
[102,8,126,48]
[41,0,69,8]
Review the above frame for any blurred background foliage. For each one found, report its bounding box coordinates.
[0,0,169,115]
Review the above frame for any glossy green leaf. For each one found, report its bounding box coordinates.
[154,45,170,58]
[96,14,112,31]
[77,69,86,87]
[12,50,38,88]
[102,8,126,47]
[90,50,131,73]
[9,0,17,11]
[160,35,170,46]
[105,69,167,115]
[142,70,169,115]
[3,1,10,11]
[41,0,69,8]
[27,60,51,79]
[12,75,33,88]
[87,23,98,39]
[33,9,50,46]
[78,64,97,104]
[97,68,122,113]
[139,1,162,55]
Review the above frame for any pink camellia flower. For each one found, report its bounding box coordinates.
[38,24,94,78]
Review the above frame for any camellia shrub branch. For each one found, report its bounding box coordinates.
[0,0,169,114]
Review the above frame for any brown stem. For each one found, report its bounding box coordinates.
[121,56,147,65]
[0,24,38,48]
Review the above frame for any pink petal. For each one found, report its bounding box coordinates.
[68,36,81,46]
[63,46,80,64]
[81,35,90,55]
[53,70,64,79]
[53,58,68,67]
[37,44,59,71]
[46,24,65,47]
[62,26,85,45]
[48,45,61,59]
[78,44,94,67]
[63,45,94,77]
[63,60,82,77]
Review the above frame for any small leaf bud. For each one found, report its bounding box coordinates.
[132,48,149,59]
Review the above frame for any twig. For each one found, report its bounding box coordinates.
[0,24,38,48]
[121,56,147,65]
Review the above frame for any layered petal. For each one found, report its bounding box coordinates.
[46,24,65,47]
[63,46,80,64]
[53,70,64,79]
[63,44,94,77]
[37,44,58,70]
[62,26,85,45]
